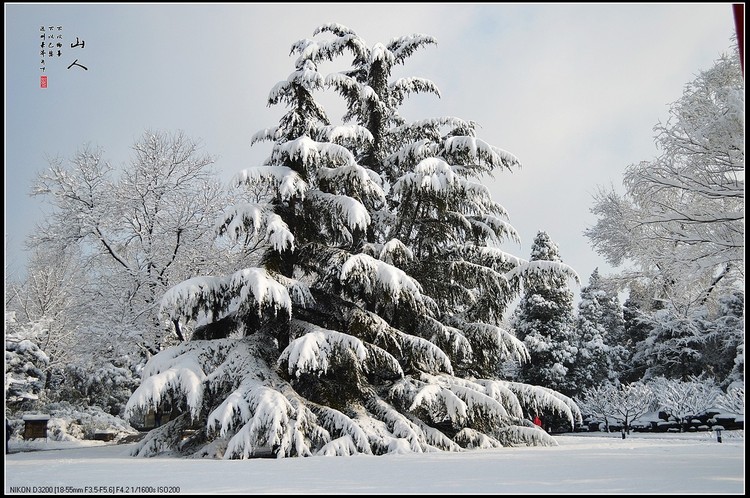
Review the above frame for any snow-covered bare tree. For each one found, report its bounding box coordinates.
[715,385,744,415]
[585,45,744,313]
[4,244,147,416]
[512,231,580,397]
[649,376,722,432]
[30,130,226,360]
[5,246,90,378]
[573,384,616,433]
[575,381,655,435]
[125,23,582,459]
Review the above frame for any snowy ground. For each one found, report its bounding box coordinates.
[4,431,744,494]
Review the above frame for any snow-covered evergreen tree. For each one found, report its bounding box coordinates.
[619,282,661,383]
[638,308,706,381]
[5,312,49,412]
[571,269,627,392]
[513,231,579,397]
[125,24,582,459]
[626,287,743,388]
[700,290,744,388]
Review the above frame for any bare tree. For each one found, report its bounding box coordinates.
[650,376,722,432]
[715,386,744,415]
[586,47,744,311]
[6,246,91,375]
[30,129,227,359]
[576,382,655,436]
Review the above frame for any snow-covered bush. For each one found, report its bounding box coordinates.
[5,330,49,412]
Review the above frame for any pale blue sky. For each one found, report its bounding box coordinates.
[4,3,738,300]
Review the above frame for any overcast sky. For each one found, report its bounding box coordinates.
[4,3,738,302]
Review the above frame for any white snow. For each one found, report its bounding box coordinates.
[216,204,294,252]
[124,344,210,419]
[504,259,581,286]
[318,124,374,145]
[279,322,369,378]
[21,414,50,421]
[5,432,743,494]
[216,202,264,240]
[231,268,292,316]
[340,253,423,305]
[277,136,356,169]
[378,238,413,265]
[160,267,293,328]
[264,213,295,252]
[316,163,385,202]
[444,135,520,170]
[235,166,308,201]
[307,191,371,232]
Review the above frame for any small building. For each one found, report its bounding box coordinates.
[93,430,118,442]
[129,406,181,431]
[22,414,50,441]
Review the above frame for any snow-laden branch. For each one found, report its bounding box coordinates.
[385,139,439,169]
[504,259,581,286]
[124,339,238,420]
[311,404,372,455]
[348,309,453,375]
[273,136,357,169]
[387,33,437,65]
[160,268,292,328]
[500,381,582,428]
[377,238,414,266]
[234,166,307,202]
[208,381,295,459]
[216,203,294,253]
[444,136,520,172]
[307,190,371,233]
[278,320,404,379]
[465,214,519,244]
[317,124,374,145]
[340,253,426,308]
[390,77,441,105]
[268,60,324,103]
[316,163,386,203]
[461,322,530,365]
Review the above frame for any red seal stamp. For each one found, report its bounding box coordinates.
[40,75,48,88]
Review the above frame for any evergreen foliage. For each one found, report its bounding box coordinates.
[512,231,579,397]
[125,24,581,458]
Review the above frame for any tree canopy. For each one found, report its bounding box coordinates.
[124,23,582,459]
